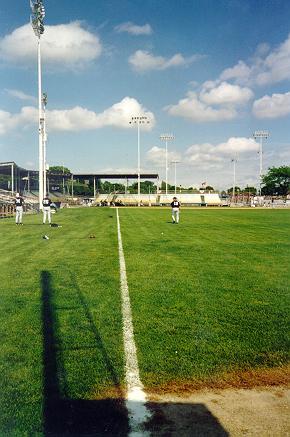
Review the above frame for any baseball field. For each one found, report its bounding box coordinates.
[0,207,289,434]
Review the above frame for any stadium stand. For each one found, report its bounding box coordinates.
[159,193,221,206]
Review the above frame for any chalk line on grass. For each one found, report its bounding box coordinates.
[116,208,151,435]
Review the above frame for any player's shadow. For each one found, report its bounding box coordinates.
[41,270,229,436]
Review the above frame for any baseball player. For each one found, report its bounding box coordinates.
[15,193,24,225]
[42,194,52,224]
[171,196,180,224]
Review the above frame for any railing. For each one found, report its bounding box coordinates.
[0,204,14,218]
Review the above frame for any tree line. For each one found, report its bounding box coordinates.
[0,165,288,196]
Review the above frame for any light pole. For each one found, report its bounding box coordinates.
[30,0,45,208]
[253,130,269,196]
[171,160,180,195]
[231,157,237,202]
[160,134,174,195]
[129,116,150,206]
[42,92,47,196]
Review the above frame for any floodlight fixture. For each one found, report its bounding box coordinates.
[253,130,269,195]
[160,134,174,195]
[30,0,45,37]
[129,115,151,206]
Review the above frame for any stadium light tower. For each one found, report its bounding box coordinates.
[231,157,237,202]
[129,116,150,206]
[171,160,180,195]
[42,92,48,196]
[30,0,45,208]
[160,134,174,195]
[253,130,269,196]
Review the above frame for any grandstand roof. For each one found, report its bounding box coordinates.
[74,173,159,180]
[0,162,38,176]
[0,162,159,180]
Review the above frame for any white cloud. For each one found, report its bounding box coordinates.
[200,82,253,105]
[129,50,201,72]
[220,60,252,83]
[0,22,102,70]
[0,106,37,135]
[114,22,152,35]
[185,143,223,166]
[0,97,155,135]
[185,137,259,166]
[255,34,290,85]
[146,146,181,166]
[253,91,290,119]
[5,88,36,103]
[166,91,237,122]
[215,137,259,155]
[219,33,290,86]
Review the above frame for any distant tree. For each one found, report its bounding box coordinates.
[48,165,71,174]
[72,181,92,196]
[0,175,10,190]
[227,186,241,194]
[205,185,214,192]
[130,181,155,193]
[242,186,257,195]
[160,180,166,191]
[188,187,200,193]
[262,166,290,196]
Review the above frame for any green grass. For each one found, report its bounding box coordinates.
[119,208,290,387]
[0,209,124,434]
[0,207,289,433]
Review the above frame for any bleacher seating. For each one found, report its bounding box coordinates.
[159,193,221,206]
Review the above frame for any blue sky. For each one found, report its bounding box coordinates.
[0,0,289,189]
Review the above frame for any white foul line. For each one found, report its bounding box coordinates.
[116,208,151,435]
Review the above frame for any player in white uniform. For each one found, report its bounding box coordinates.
[171,197,180,224]
[42,194,52,224]
[15,193,24,225]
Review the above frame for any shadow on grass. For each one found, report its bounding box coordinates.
[41,270,128,436]
[41,270,229,436]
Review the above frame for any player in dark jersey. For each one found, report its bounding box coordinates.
[42,194,52,224]
[170,196,180,224]
[14,193,24,225]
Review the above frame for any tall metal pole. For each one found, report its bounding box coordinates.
[62,164,65,194]
[259,137,263,194]
[253,130,269,196]
[11,163,14,194]
[38,38,44,207]
[171,160,180,195]
[137,121,140,206]
[129,116,150,206]
[160,134,174,195]
[232,158,236,202]
[42,93,47,196]
[31,0,46,208]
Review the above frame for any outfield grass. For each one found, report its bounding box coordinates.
[0,207,289,433]
[119,208,290,387]
[0,209,125,434]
